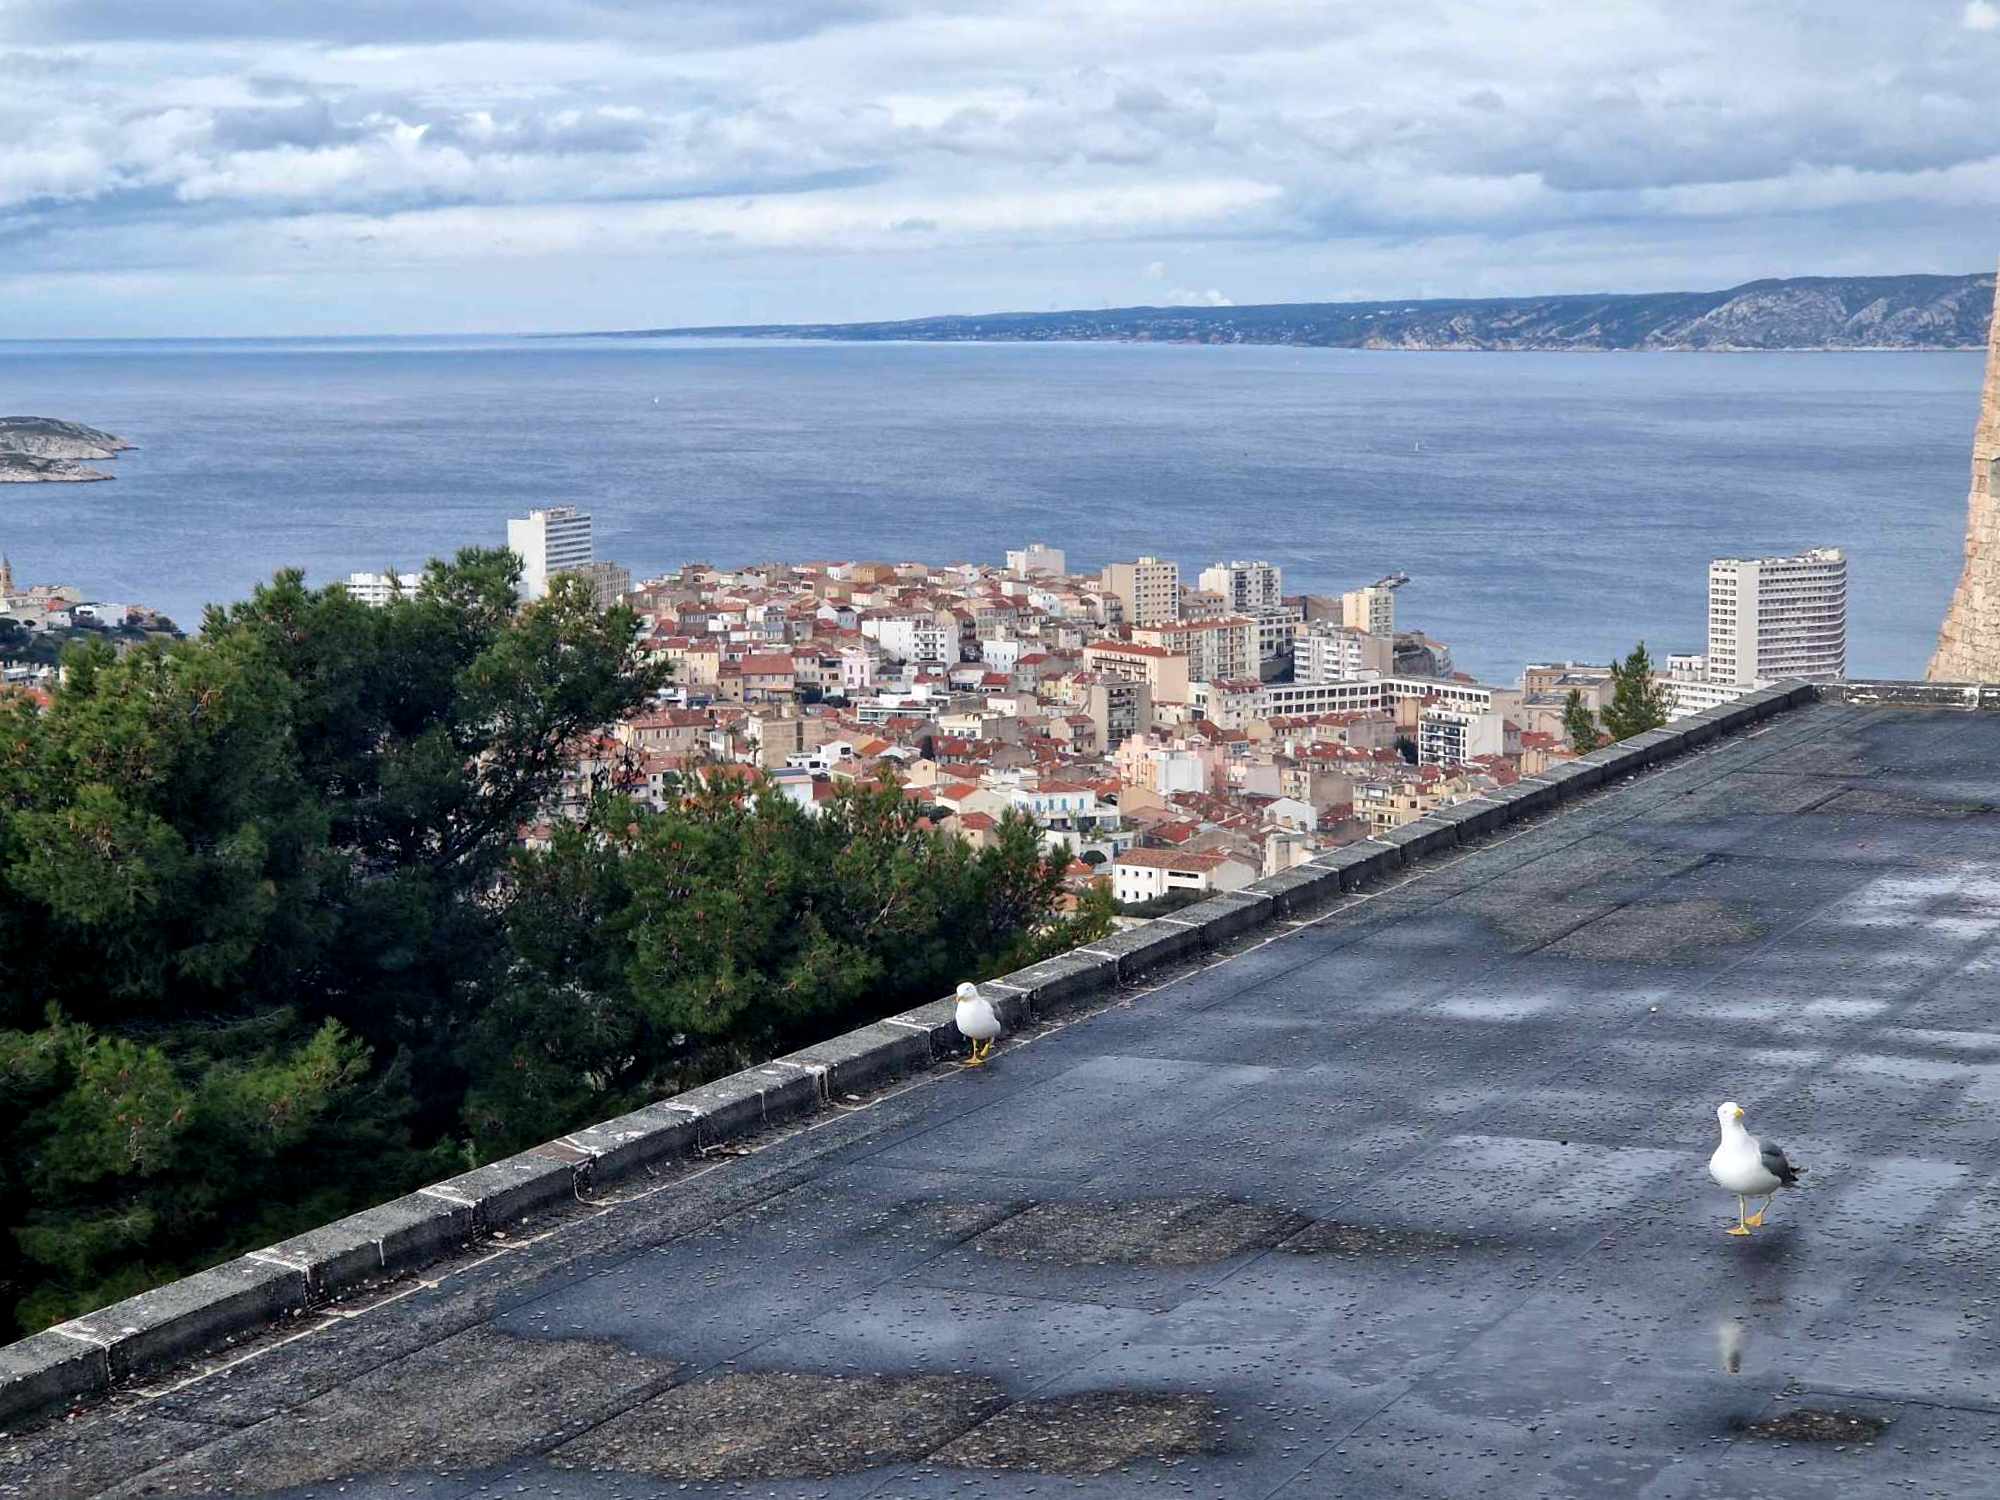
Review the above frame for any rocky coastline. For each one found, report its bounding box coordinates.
[0,417,129,483]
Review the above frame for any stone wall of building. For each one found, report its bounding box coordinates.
[1929,264,2000,682]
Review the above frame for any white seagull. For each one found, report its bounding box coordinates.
[1709,1101,1805,1236]
[954,982,1002,1067]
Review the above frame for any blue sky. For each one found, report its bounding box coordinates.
[3,1,1998,337]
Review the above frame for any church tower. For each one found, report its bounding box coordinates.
[1929,266,2000,681]
[0,554,13,598]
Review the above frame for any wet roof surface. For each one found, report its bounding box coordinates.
[13,701,2000,1499]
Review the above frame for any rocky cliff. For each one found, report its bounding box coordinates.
[616,272,1997,352]
[1928,266,2000,682]
[0,418,127,482]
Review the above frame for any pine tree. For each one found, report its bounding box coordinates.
[1601,642,1672,741]
[0,553,657,1336]
[1561,689,1601,753]
[0,554,1099,1333]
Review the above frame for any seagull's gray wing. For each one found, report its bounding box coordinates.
[1759,1141,1804,1187]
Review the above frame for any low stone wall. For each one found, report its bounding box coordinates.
[1819,678,2000,711]
[0,677,1831,1426]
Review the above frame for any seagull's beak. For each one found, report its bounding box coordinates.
[1733,1107,1745,1120]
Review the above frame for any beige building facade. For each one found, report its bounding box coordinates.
[1083,640,1192,704]
[1101,556,1180,627]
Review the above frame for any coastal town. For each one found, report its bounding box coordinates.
[394,512,1844,909]
[1,507,1850,915]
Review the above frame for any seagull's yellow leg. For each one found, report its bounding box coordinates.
[1727,1196,1753,1236]
[1745,1196,1773,1229]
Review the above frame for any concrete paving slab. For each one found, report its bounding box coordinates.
[104,1326,675,1498]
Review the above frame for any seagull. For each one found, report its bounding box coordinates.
[954,982,1002,1067]
[1709,1101,1805,1236]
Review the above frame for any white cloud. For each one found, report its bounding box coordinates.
[2,2,1998,333]
[1165,286,1233,306]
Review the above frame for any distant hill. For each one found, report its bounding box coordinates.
[602,273,1996,351]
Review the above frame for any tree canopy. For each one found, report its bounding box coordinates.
[1601,643,1672,742]
[0,553,1099,1338]
[1561,688,1601,754]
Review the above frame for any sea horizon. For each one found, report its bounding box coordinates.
[2,335,1982,686]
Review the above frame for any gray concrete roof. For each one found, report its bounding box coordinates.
[11,698,2000,1498]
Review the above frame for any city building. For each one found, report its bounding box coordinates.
[865,615,952,665]
[342,571,412,607]
[1133,616,1257,684]
[1083,639,1192,705]
[1005,543,1067,577]
[1296,623,1393,683]
[1706,548,1847,686]
[1101,556,1180,627]
[573,560,632,611]
[1250,605,1303,664]
[1659,653,1758,720]
[1111,848,1255,906]
[1342,584,1396,638]
[1055,673,1154,747]
[507,506,595,601]
[1418,705,1511,766]
[1516,663,1615,738]
[1354,771,1479,833]
[1197,560,1283,612]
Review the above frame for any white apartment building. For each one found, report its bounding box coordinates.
[1658,652,1758,720]
[1342,585,1396,639]
[865,615,952,665]
[980,638,1025,674]
[1198,560,1284,612]
[1111,849,1255,907]
[507,506,595,601]
[343,571,412,607]
[1417,706,1508,766]
[1296,623,1394,684]
[1005,542,1067,577]
[1665,677,1759,719]
[1101,556,1181,627]
[1706,548,1847,686]
[1192,673,1516,730]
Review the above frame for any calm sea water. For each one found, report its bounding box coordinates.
[0,336,1983,684]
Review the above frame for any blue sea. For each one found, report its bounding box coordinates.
[0,335,1983,684]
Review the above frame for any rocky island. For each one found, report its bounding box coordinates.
[0,417,131,482]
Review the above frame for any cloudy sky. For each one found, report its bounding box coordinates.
[3,1,1997,336]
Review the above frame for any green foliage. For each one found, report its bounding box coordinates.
[0,555,1090,1333]
[0,553,655,1335]
[1601,642,1672,742]
[462,783,1099,1158]
[1561,689,1602,754]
